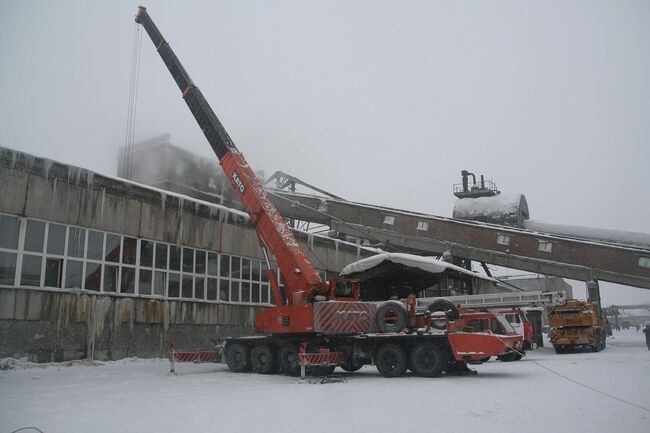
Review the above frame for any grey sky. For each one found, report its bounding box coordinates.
[1,0,649,304]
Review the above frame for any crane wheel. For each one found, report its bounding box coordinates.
[375,302,407,333]
[409,342,446,377]
[340,364,363,372]
[278,344,300,376]
[225,343,251,372]
[375,343,408,378]
[251,345,277,374]
[426,299,460,321]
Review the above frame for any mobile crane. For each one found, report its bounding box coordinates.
[135,7,521,378]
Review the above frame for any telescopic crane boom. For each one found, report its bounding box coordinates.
[135,6,327,306]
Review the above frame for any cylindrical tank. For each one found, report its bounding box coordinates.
[453,193,529,227]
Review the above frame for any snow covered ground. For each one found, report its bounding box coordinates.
[1,329,649,433]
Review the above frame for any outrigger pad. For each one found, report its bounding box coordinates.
[446,361,478,376]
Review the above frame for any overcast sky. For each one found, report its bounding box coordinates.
[1,0,649,305]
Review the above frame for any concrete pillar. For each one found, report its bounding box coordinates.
[586,279,602,316]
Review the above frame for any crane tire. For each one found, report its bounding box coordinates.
[409,342,447,377]
[340,364,363,372]
[375,343,408,378]
[251,344,276,374]
[225,342,251,372]
[278,344,300,376]
[426,299,460,321]
[375,302,407,333]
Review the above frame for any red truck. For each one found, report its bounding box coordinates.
[137,7,523,378]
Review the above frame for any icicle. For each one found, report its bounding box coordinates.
[86,170,94,187]
[100,188,106,216]
[43,159,54,180]
[9,150,17,171]
[86,297,112,360]
[160,191,166,213]
[307,232,314,251]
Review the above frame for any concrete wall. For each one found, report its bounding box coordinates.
[0,147,373,361]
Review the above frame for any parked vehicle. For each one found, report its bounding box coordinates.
[547,300,606,353]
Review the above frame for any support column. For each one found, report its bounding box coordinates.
[586,279,602,316]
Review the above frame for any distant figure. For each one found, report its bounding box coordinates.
[643,324,650,350]
[636,323,640,332]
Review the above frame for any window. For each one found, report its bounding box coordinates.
[87,231,104,260]
[496,234,510,246]
[207,252,218,276]
[181,275,193,298]
[105,234,121,262]
[416,221,429,231]
[0,214,19,249]
[0,252,17,285]
[120,267,135,294]
[46,224,66,255]
[65,260,83,288]
[538,240,552,253]
[140,240,154,267]
[67,228,86,258]
[155,243,168,269]
[123,237,137,265]
[0,213,271,305]
[639,257,650,269]
[169,246,181,271]
[103,265,118,292]
[154,271,166,296]
[85,262,101,291]
[20,255,42,286]
[230,281,240,302]
[182,248,194,273]
[45,258,63,288]
[139,270,152,295]
[207,278,218,300]
[24,220,45,253]
[383,215,395,225]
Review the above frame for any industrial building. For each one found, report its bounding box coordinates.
[0,146,373,361]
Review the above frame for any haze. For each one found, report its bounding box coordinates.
[1,0,649,305]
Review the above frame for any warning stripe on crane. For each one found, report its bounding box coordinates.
[314,301,378,334]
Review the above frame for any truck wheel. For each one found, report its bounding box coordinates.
[375,302,407,333]
[375,343,408,378]
[497,352,518,362]
[225,342,251,372]
[554,346,565,354]
[251,344,276,374]
[409,342,446,377]
[514,352,524,361]
[426,299,460,321]
[278,344,300,376]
